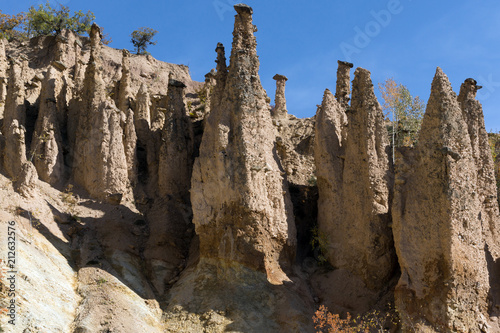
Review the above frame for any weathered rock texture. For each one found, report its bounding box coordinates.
[335,60,353,108]
[73,24,130,201]
[458,78,500,259]
[158,79,193,200]
[31,65,65,185]
[393,68,490,331]
[117,49,133,113]
[191,3,295,281]
[272,74,288,118]
[3,59,26,140]
[2,58,37,194]
[315,67,394,290]
[210,42,228,111]
[314,88,347,257]
[0,38,7,120]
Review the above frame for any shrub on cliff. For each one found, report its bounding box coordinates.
[131,27,158,55]
[0,10,26,40]
[25,1,95,37]
[379,78,425,148]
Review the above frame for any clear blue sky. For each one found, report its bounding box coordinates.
[4,0,500,131]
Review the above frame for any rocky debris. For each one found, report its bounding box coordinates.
[158,79,193,200]
[272,74,288,118]
[315,68,394,290]
[335,60,353,108]
[31,65,65,185]
[73,23,130,201]
[190,3,295,282]
[393,68,490,331]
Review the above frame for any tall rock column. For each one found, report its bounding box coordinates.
[191,4,296,283]
[117,49,137,187]
[393,68,490,331]
[272,74,288,118]
[3,58,37,194]
[458,78,500,258]
[335,60,353,108]
[210,42,228,111]
[318,67,394,290]
[0,39,7,120]
[3,59,26,137]
[73,23,130,202]
[31,66,65,185]
[314,88,347,263]
[117,49,133,113]
[158,79,193,200]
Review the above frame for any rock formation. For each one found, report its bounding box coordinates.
[314,67,394,290]
[3,59,26,139]
[458,78,500,259]
[31,65,65,185]
[272,74,288,118]
[314,88,347,259]
[393,68,490,331]
[0,38,7,120]
[117,49,133,113]
[335,60,353,108]
[190,3,295,281]
[201,69,216,116]
[73,23,130,201]
[210,42,228,111]
[158,79,193,200]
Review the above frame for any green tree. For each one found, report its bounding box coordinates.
[131,27,158,55]
[378,78,425,150]
[0,10,26,40]
[24,1,95,37]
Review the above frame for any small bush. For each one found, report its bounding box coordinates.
[130,27,157,55]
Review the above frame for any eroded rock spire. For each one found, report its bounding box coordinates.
[31,65,65,185]
[272,74,288,118]
[190,3,296,282]
[317,68,394,290]
[73,23,130,202]
[393,68,490,330]
[210,42,228,110]
[158,79,193,200]
[458,78,500,259]
[117,49,133,113]
[0,39,7,119]
[314,88,347,268]
[335,60,353,107]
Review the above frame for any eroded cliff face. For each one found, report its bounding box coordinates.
[1,4,500,333]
